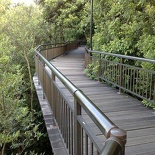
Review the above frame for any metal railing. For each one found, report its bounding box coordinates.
[85,49,155,106]
[34,42,127,155]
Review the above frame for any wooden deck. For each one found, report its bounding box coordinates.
[49,47,155,155]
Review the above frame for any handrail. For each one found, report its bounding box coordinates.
[34,42,127,155]
[87,49,155,63]
[85,48,155,106]
[35,42,74,52]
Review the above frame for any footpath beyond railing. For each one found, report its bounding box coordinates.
[34,42,127,155]
[85,49,155,106]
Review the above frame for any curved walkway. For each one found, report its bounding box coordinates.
[51,47,155,155]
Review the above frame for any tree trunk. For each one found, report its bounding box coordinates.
[23,49,33,113]
[1,143,6,155]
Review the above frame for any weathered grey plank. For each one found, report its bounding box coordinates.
[51,47,155,155]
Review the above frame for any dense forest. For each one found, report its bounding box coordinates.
[38,0,155,60]
[0,0,52,154]
[0,0,155,154]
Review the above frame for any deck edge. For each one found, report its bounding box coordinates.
[33,75,68,155]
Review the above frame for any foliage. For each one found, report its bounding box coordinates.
[39,0,155,61]
[142,100,155,109]
[0,0,52,154]
[1,4,47,111]
[0,54,43,154]
[38,0,90,43]
[93,0,155,59]
[84,63,99,80]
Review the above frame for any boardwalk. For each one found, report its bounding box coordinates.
[50,47,155,155]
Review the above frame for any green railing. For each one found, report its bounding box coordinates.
[85,49,155,106]
[34,42,127,155]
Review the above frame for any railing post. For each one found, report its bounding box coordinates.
[118,58,123,94]
[43,62,46,99]
[74,97,82,155]
[84,49,89,68]
[51,71,56,126]
[45,46,48,60]
[98,53,102,82]
[100,128,127,155]
[110,128,127,155]
[35,54,40,85]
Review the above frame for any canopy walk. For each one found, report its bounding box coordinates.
[33,42,155,155]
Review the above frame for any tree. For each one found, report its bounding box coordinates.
[93,0,155,60]
[0,1,51,154]
[38,0,90,43]
[2,4,42,111]
[0,35,42,154]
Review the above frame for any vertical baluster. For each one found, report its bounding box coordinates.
[56,92,61,123]
[138,69,140,95]
[64,102,67,144]
[71,112,74,155]
[127,67,129,90]
[66,105,69,149]
[126,67,130,90]
[110,61,112,81]
[48,74,51,107]
[62,100,65,142]
[74,98,82,155]
[59,96,62,131]
[114,62,116,84]
[117,63,119,85]
[132,69,135,93]
[62,100,65,138]
[85,134,88,155]
[56,92,61,124]
[115,62,117,84]
[122,65,125,88]
[58,93,61,125]
[135,69,138,94]
[55,89,59,121]
[119,57,123,93]
[51,73,56,126]
[144,72,150,99]
[142,70,145,97]
[61,96,63,130]
[43,62,46,99]
[90,141,93,155]
[107,61,110,80]
[112,62,114,83]
[36,55,40,85]
[124,65,126,89]
[129,68,133,91]
[104,60,107,79]
[106,59,108,80]
[150,73,153,100]
[68,109,71,154]
[81,129,84,155]
[98,54,101,82]
[138,69,142,95]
